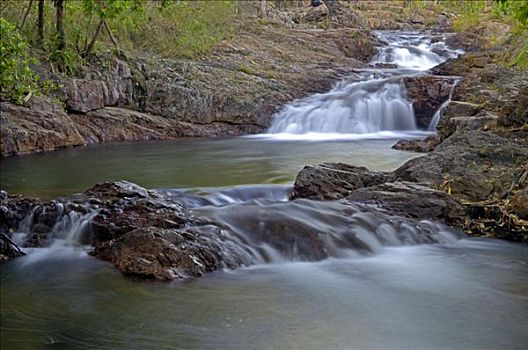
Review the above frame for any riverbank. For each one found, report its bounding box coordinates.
[1,2,382,156]
[0,0,481,157]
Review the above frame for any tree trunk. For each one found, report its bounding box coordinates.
[55,0,66,51]
[37,0,44,48]
[103,20,119,51]
[18,0,34,31]
[85,19,104,54]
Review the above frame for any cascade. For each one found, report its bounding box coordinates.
[266,32,462,138]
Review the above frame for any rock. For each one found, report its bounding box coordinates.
[443,100,481,118]
[510,188,528,220]
[395,130,528,202]
[403,76,457,129]
[346,181,467,227]
[92,226,251,280]
[0,233,25,261]
[372,63,398,69]
[0,97,86,156]
[445,32,483,52]
[392,135,440,153]
[304,3,329,22]
[291,163,390,200]
[65,79,119,113]
[437,113,497,141]
[436,14,451,29]
[410,13,425,24]
[85,180,151,199]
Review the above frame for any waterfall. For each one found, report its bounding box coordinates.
[427,78,459,131]
[265,32,463,139]
[267,78,416,135]
[14,208,98,264]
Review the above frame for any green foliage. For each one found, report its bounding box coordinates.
[117,0,236,58]
[494,0,528,27]
[449,0,490,32]
[45,35,84,75]
[0,18,38,104]
[493,0,528,69]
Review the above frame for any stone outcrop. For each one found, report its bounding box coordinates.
[392,135,440,153]
[345,181,466,227]
[291,163,390,200]
[0,97,85,156]
[403,76,457,129]
[291,163,467,227]
[1,24,378,157]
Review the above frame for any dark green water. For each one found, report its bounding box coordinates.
[0,137,417,198]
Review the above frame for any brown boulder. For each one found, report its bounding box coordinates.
[345,181,467,228]
[291,163,390,200]
[392,135,440,153]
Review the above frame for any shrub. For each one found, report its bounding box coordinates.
[0,18,38,104]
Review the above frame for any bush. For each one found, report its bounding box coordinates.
[0,18,38,104]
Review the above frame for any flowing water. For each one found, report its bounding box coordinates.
[1,32,527,350]
[263,31,462,139]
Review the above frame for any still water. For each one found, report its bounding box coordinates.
[0,137,419,198]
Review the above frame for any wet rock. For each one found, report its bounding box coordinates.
[92,226,251,280]
[291,163,390,200]
[403,76,457,129]
[392,135,440,153]
[345,181,467,227]
[85,180,151,199]
[0,233,25,261]
[372,63,398,69]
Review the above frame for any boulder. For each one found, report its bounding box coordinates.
[403,76,457,129]
[392,135,440,153]
[291,163,390,200]
[445,32,483,52]
[346,181,467,227]
[92,226,251,280]
[395,130,528,202]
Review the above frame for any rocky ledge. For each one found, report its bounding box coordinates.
[1,23,378,157]
[1,177,463,280]
[293,133,527,242]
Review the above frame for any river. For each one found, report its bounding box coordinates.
[1,32,527,350]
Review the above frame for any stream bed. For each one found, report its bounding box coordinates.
[1,31,527,350]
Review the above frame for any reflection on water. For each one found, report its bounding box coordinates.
[0,137,418,198]
[1,239,527,350]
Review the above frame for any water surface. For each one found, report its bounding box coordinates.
[0,137,418,198]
